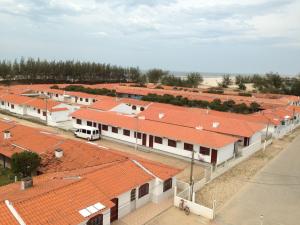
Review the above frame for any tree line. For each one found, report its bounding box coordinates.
[0,58,202,88]
[235,73,300,96]
[0,58,139,84]
[142,94,260,114]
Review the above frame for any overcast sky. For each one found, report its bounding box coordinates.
[0,0,299,75]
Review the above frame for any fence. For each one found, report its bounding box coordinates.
[174,186,214,219]
[174,139,274,219]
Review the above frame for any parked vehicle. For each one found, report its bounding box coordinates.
[74,127,100,141]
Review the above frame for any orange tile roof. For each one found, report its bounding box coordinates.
[23,98,61,112]
[72,109,238,149]
[0,155,180,225]
[0,202,19,225]
[89,98,121,111]
[138,106,265,137]
[0,94,32,105]
[0,120,181,179]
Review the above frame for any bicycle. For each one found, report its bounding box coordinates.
[179,199,190,215]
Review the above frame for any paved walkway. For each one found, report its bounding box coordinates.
[114,198,173,225]
[214,133,300,225]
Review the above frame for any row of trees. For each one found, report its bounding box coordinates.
[235,73,300,95]
[0,58,139,83]
[0,58,203,88]
[135,69,203,88]
[53,85,117,96]
[142,94,260,114]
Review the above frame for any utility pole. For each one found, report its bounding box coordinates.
[189,150,195,200]
[263,118,270,151]
[45,97,48,125]
[135,116,138,151]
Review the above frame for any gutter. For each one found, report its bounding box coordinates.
[131,159,162,182]
[5,200,26,225]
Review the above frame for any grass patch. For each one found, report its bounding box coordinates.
[0,168,15,186]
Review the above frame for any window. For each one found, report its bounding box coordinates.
[11,104,14,109]
[80,98,83,101]
[93,122,97,127]
[76,119,82,125]
[87,130,91,134]
[123,129,130,136]
[163,178,172,192]
[87,121,93,127]
[102,125,108,131]
[43,111,46,116]
[130,189,136,201]
[132,105,137,110]
[93,99,96,102]
[55,94,58,97]
[154,136,162,144]
[200,146,210,155]
[138,183,149,198]
[1,101,4,105]
[112,127,118,133]
[38,109,41,114]
[140,107,144,111]
[184,143,193,151]
[85,98,88,102]
[87,214,103,225]
[134,132,142,139]
[168,139,177,148]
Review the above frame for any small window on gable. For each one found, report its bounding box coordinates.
[76,119,82,125]
[130,189,136,201]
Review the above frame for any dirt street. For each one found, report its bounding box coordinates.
[196,128,300,210]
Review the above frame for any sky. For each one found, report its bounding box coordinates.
[0,0,300,75]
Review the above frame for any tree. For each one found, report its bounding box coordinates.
[146,69,168,83]
[11,151,41,178]
[238,82,246,90]
[219,74,232,88]
[186,72,203,88]
[249,102,260,112]
[128,67,141,83]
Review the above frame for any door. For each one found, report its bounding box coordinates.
[149,135,153,148]
[211,149,218,165]
[98,124,102,135]
[110,198,118,223]
[142,134,147,146]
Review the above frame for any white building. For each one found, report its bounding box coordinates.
[72,109,238,166]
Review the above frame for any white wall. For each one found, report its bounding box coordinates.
[217,143,235,165]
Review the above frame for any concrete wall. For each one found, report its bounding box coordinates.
[174,187,214,219]
[217,143,235,165]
